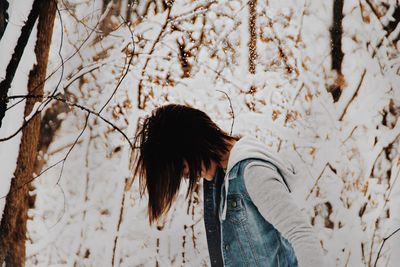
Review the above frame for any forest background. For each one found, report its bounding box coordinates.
[0,0,399,266]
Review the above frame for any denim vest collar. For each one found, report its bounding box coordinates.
[219,166,234,221]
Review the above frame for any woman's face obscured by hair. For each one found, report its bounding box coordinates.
[131,103,237,224]
[182,160,218,181]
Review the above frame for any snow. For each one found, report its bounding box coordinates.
[0,0,397,266]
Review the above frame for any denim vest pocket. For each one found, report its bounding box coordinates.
[225,194,247,223]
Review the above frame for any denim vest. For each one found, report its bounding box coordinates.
[203,158,299,267]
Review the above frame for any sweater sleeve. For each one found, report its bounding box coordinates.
[243,162,325,267]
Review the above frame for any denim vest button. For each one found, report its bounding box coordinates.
[231,200,237,208]
[224,244,230,251]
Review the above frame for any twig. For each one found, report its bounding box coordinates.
[2,94,133,148]
[369,167,400,266]
[306,162,337,200]
[5,62,106,112]
[110,17,135,267]
[137,6,173,109]
[111,179,127,267]
[99,16,135,114]
[73,124,93,264]
[0,93,134,204]
[2,4,109,114]
[373,227,400,267]
[216,89,235,135]
[339,69,367,121]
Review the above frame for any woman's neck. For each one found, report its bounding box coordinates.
[220,138,236,170]
[203,138,236,181]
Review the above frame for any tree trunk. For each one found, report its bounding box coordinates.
[329,0,344,102]
[0,0,57,265]
[248,0,257,74]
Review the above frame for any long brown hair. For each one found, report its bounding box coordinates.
[131,104,238,225]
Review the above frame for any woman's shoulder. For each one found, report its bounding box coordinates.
[242,159,290,192]
[241,158,280,174]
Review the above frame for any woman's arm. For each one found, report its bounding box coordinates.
[244,162,325,267]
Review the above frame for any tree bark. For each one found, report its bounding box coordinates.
[329,0,344,102]
[248,0,257,74]
[0,0,57,265]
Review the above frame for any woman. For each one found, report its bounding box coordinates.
[131,104,324,267]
